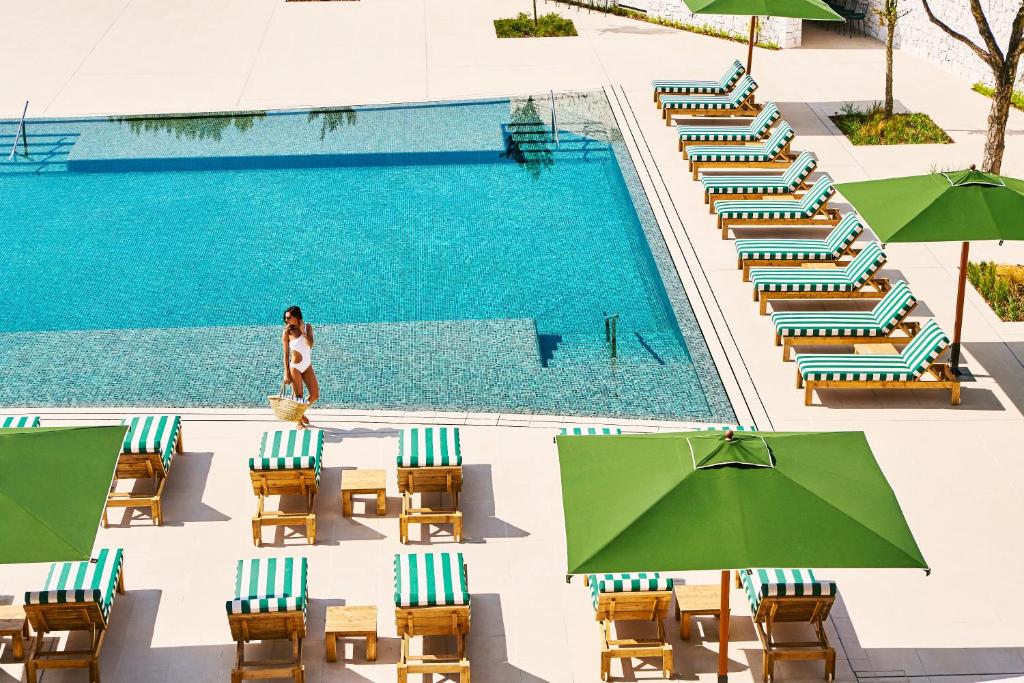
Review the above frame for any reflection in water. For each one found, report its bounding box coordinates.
[307,108,358,141]
[114,112,266,142]
[501,96,554,179]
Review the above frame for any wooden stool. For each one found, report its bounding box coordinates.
[674,583,721,640]
[341,469,387,517]
[0,605,27,661]
[325,605,377,662]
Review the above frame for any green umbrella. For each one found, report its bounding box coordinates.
[682,0,843,74]
[0,426,126,564]
[557,430,926,679]
[838,168,1024,373]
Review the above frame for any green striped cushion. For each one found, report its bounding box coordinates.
[227,556,307,615]
[559,426,623,435]
[0,415,40,428]
[701,425,756,431]
[397,427,462,467]
[677,103,779,142]
[823,214,864,253]
[25,548,124,621]
[121,415,180,470]
[688,122,793,163]
[394,552,469,607]
[751,242,885,293]
[737,214,861,261]
[740,568,836,615]
[716,176,832,220]
[249,429,323,479]
[660,75,756,109]
[588,572,673,610]
[653,60,744,94]
[796,320,948,381]
[773,281,913,338]
[701,151,816,195]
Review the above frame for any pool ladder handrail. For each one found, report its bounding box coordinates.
[549,90,559,148]
[8,100,29,161]
[604,313,619,358]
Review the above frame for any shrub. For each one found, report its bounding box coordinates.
[972,82,1024,111]
[830,102,952,145]
[968,261,1024,321]
[494,13,578,37]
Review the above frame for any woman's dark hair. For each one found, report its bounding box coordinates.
[283,305,303,323]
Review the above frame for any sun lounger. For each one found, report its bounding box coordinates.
[397,427,463,543]
[750,242,890,315]
[677,102,780,152]
[227,556,307,683]
[716,176,840,238]
[738,568,836,683]
[736,213,864,279]
[662,75,760,124]
[0,415,40,427]
[559,426,623,435]
[23,548,125,683]
[103,414,183,527]
[797,319,960,405]
[687,122,795,181]
[590,572,674,681]
[702,151,817,210]
[653,59,745,104]
[394,552,470,682]
[249,429,323,546]
[774,280,918,360]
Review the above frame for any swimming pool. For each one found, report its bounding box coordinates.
[0,92,735,421]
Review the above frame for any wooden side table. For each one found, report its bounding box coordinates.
[673,584,721,640]
[326,605,377,662]
[341,469,386,517]
[0,605,28,661]
[854,342,899,355]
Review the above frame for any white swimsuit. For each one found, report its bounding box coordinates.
[289,328,312,373]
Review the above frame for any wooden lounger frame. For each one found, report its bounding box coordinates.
[594,591,673,682]
[663,94,760,125]
[708,178,812,212]
[799,359,961,406]
[229,611,306,683]
[691,147,795,181]
[23,568,125,683]
[398,466,463,544]
[103,428,183,527]
[395,603,471,682]
[679,132,771,154]
[756,277,891,316]
[778,320,920,361]
[250,468,318,546]
[740,246,861,281]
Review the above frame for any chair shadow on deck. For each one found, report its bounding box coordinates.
[105,451,230,528]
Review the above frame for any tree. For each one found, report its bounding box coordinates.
[873,0,909,118]
[921,0,1024,173]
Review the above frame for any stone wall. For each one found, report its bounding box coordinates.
[617,0,803,48]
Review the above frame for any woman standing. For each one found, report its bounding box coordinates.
[283,305,319,427]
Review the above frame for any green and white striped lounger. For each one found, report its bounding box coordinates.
[700,424,756,431]
[589,572,674,678]
[749,242,888,315]
[676,103,779,151]
[653,60,745,102]
[250,429,324,480]
[25,548,125,624]
[701,151,816,208]
[588,572,673,611]
[0,415,40,428]
[773,280,917,360]
[249,430,323,546]
[227,556,308,615]
[797,319,960,405]
[736,213,864,279]
[397,427,462,467]
[121,414,181,471]
[394,552,469,607]
[661,75,759,123]
[716,176,837,238]
[739,568,836,617]
[559,426,623,435]
[687,122,794,181]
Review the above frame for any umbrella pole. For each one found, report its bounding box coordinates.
[746,16,757,75]
[718,569,731,681]
[951,241,970,374]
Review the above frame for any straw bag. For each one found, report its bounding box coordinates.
[268,382,309,423]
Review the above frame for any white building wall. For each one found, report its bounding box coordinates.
[621,0,803,48]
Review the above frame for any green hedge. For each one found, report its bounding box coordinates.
[494,13,578,37]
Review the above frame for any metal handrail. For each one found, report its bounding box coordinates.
[8,100,28,161]
[549,89,559,147]
[604,313,619,358]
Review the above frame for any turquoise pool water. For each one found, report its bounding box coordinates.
[0,93,735,421]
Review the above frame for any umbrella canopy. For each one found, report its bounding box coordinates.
[682,0,843,73]
[0,426,126,564]
[837,168,1024,371]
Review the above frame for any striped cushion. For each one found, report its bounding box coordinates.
[397,427,462,467]
[121,415,180,470]
[588,572,673,610]
[677,103,780,142]
[559,426,623,435]
[751,242,885,293]
[227,556,307,615]
[394,552,469,607]
[716,176,833,220]
[688,122,793,163]
[740,568,836,614]
[660,75,756,109]
[249,430,323,481]
[653,60,744,95]
[736,238,837,261]
[25,548,124,621]
[823,213,864,253]
[701,425,756,431]
[772,279,913,338]
[0,415,40,428]
[797,320,948,381]
[702,151,816,195]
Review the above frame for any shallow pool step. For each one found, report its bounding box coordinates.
[541,331,691,368]
[0,132,79,174]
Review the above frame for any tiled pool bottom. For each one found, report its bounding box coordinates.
[0,320,729,420]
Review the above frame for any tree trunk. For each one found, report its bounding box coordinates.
[983,68,1016,174]
[533,0,538,25]
[884,19,896,117]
